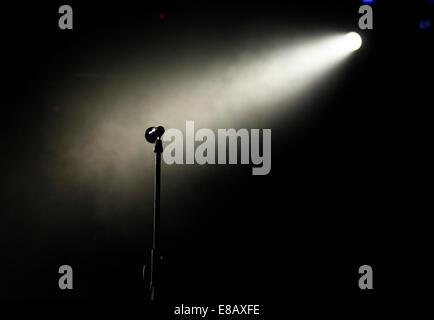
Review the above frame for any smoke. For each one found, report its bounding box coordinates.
[36,29,355,228]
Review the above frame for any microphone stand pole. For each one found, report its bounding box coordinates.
[150,137,162,301]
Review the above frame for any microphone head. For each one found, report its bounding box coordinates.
[145,126,165,143]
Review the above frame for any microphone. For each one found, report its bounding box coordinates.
[145,126,165,143]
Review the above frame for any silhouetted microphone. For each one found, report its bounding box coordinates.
[145,126,165,143]
[144,125,166,301]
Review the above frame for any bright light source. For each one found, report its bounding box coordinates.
[344,32,362,52]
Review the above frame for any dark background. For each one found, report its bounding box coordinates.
[1,0,432,314]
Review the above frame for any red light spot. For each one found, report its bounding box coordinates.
[53,106,61,113]
[159,13,165,20]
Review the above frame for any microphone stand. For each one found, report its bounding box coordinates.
[145,126,165,302]
[150,136,162,301]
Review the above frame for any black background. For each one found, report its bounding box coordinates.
[1,0,432,315]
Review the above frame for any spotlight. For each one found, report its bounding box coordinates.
[344,32,362,52]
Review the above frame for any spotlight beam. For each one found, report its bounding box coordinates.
[60,31,364,220]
